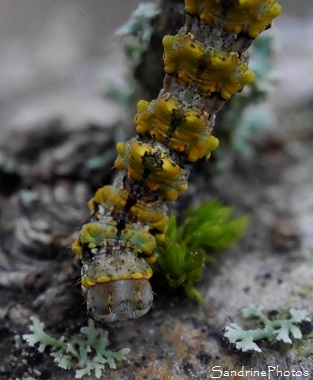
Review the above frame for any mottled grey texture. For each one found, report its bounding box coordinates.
[1,1,313,379]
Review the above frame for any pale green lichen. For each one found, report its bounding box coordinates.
[105,3,160,107]
[22,316,129,379]
[216,35,278,168]
[152,199,249,302]
[115,3,159,43]
[224,305,311,352]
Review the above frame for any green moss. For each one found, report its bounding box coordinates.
[152,199,249,302]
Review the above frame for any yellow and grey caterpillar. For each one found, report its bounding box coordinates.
[72,0,281,325]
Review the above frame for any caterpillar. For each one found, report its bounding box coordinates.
[72,0,281,325]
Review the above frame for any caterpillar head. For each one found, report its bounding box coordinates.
[81,250,153,326]
[87,278,153,326]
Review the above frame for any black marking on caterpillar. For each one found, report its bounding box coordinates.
[72,0,281,326]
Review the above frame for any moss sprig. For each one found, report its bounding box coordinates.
[152,199,249,302]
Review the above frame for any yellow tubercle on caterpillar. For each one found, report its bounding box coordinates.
[204,135,220,159]
[80,223,116,246]
[163,33,254,100]
[114,142,127,171]
[135,98,176,137]
[129,202,168,234]
[145,254,157,265]
[120,228,156,256]
[185,0,282,38]
[115,139,188,200]
[224,0,282,38]
[71,238,83,255]
[135,94,219,162]
[154,231,166,243]
[88,185,128,215]
[82,275,118,288]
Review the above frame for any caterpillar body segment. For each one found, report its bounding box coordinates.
[87,185,167,239]
[81,250,153,288]
[115,139,189,201]
[135,94,219,162]
[82,249,154,325]
[185,0,282,38]
[73,0,281,325]
[87,185,128,215]
[163,33,254,100]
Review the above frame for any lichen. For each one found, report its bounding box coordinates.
[22,316,129,379]
[224,305,312,352]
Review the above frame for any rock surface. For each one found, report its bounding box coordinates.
[1,1,313,379]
